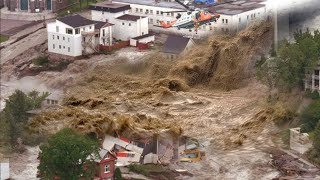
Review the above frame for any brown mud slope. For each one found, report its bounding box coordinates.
[171,22,273,90]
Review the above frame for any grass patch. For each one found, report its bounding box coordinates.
[32,56,49,66]
[0,34,9,43]
[127,164,166,176]
[57,0,97,17]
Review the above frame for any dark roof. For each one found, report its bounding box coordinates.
[90,2,131,13]
[116,14,146,21]
[132,33,154,40]
[162,35,191,55]
[207,0,266,15]
[57,14,95,28]
[94,21,114,29]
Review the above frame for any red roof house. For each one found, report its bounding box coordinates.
[94,149,117,180]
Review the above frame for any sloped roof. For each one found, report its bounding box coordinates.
[94,21,114,29]
[116,14,146,21]
[162,35,191,55]
[132,33,154,40]
[90,2,131,13]
[57,14,95,28]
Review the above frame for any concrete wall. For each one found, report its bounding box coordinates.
[0,160,10,180]
[91,10,129,23]
[113,17,149,41]
[290,128,313,154]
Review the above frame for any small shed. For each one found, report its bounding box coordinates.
[130,34,155,47]
[161,35,195,60]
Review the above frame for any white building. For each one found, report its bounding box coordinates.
[47,14,113,57]
[305,61,320,93]
[90,2,131,23]
[114,0,268,36]
[91,1,154,44]
[114,14,149,41]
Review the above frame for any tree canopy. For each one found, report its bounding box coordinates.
[2,90,49,145]
[38,128,99,180]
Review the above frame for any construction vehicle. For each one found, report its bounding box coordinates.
[179,149,206,163]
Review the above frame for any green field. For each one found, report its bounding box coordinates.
[0,34,9,43]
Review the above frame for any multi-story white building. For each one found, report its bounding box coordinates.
[114,0,268,36]
[305,61,320,93]
[47,14,113,57]
[114,14,149,41]
[91,1,153,42]
[90,2,131,23]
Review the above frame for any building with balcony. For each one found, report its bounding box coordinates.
[47,14,113,57]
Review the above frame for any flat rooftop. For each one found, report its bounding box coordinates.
[90,2,131,13]
[113,0,185,10]
[207,0,266,15]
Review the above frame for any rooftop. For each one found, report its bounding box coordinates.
[162,35,191,55]
[116,14,146,21]
[90,2,131,13]
[207,0,266,15]
[57,14,95,28]
[113,0,185,10]
[94,21,114,29]
[132,33,154,40]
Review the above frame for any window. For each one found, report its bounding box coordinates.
[150,10,153,14]
[75,28,80,34]
[122,22,125,25]
[46,99,50,104]
[57,36,59,40]
[102,29,105,36]
[222,19,225,23]
[225,19,228,24]
[149,18,153,24]
[239,17,241,22]
[63,46,65,49]
[254,13,256,18]
[146,9,149,14]
[51,100,54,104]
[68,38,70,42]
[83,27,85,31]
[53,44,55,49]
[140,8,143,13]
[247,15,249,20]
[160,11,163,15]
[136,8,138,13]
[68,47,70,52]
[156,10,159,15]
[167,13,169,16]
[171,12,174,16]
[59,45,61,49]
[102,11,104,15]
[56,26,59,32]
[89,26,92,29]
[83,37,86,42]
[66,28,73,34]
[105,165,110,173]
[142,32,144,35]
[63,36,65,40]
[129,23,131,26]
[52,35,54,39]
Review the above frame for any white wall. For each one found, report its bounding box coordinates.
[0,161,10,180]
[91,10,129,23]
[113,17,149,41]
[47,20,96,56]
[99,26,113,46]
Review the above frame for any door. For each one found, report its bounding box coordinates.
[20,0,28,10]
[46,0,51,10]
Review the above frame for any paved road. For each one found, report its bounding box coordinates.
[0,19,32,34]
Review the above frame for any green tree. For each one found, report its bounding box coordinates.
[38,128,99,180]
[300,99,320,133]
[114,167,123,180]
[3,90,48,145]
[307,121,320,165]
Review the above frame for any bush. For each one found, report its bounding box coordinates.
[32,56,49,66]
[114,167,123,180]
[128,164,149,176]
[304,90,320,99]
[300,99,320,132]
